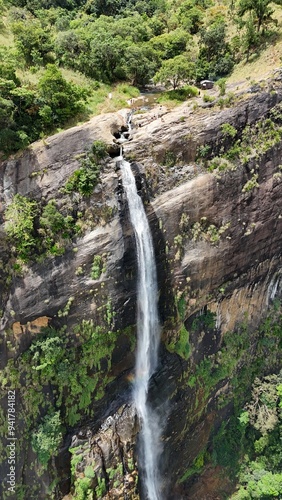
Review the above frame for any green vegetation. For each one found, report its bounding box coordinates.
[179,450,206,483]
[158,85,198,103]
[212,370,282,499]
[188,322,250,394]
[199,108,282,179]
[1,0,282,153]
[196,144,211,159]
[180,301,282,495]
[95,477,107,498]
[190,217,230,244]
[91,254,104,279]
[64,161,100,196]
[242,173,259,192]
[154,55,196,89]
[0,63,87,154]
[0,320,136,468]
[167,324,191,359]
[3,141,109,266]
[238,0,282,33]
[91,139,108,161]
[39,199,75,255]
[202,93,215,103]
[162,150,177,167]
[70,447,129,499]
[196,19,234,82]
[0,319,120,461]
[31,411,63,469]
[4,194,37,259]
[224,114,282,164]
[4,193,77,262]
[64,140,107,195]
[221,122,237,138]
[74,476,92,500]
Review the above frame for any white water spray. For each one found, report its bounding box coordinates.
[120,158,162,500]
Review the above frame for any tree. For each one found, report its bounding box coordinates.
[122,44,157,85]
[230,371,282,499]
[0,95,15,128]
[11,17,53,66]
[242,13,261,59]
[176,0,205,34]
[54,30,86,69]
[0,55,21,85]
[149,28,191,60]
[237,0,282,32]
[84,0,166,17]
[153,54,196,89]
[37,64,86,126]
[84,0,127,16]
[196,20,234,80]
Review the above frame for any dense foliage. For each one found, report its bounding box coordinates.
[1,0,282,153]
[212,369,282,499]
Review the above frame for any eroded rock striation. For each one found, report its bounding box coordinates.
[0,82,281,499]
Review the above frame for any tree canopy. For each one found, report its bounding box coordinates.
[1,0,282,153]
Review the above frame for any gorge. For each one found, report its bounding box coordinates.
[0,78,282,500]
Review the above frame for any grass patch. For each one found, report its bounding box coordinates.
[158,85,198,103]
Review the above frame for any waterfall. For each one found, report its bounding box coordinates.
[120,159,162,500]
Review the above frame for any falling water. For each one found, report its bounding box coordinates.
[120,158,162,500]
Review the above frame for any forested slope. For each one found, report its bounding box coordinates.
[1,0,282,153]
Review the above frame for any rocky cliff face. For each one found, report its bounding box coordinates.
[0,82,281,499]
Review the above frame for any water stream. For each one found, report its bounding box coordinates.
[120,157,162,499]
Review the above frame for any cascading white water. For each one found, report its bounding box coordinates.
[120,158,162,500]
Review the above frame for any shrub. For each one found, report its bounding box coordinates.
[203,93,215,103]
[31,411,63,468]
[158,85,198,103]
[65,161,100,196]
[196,144,211,159]
[174,324,191,359]
[217,78,227,96]
[91,140,108,161]
[221,123,237,138]
[4,194,37,259]
[242,174,259,193]
[39,200,73,238]
[74,477,92,500]
[162,150,177,167]
[91,255,103,279]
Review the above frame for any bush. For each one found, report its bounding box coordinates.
[162,150,177,167]
[4,194,37,260]
[91,140,108,161]
[31,411,63,468]
[203,93,215,103]
[64,161,100,196]
[40,200,71,236]
[221,122,237,138]
[158,85,198,102]
[38,64,87,128]
[91,255,104,279]
[217,78,227,96]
